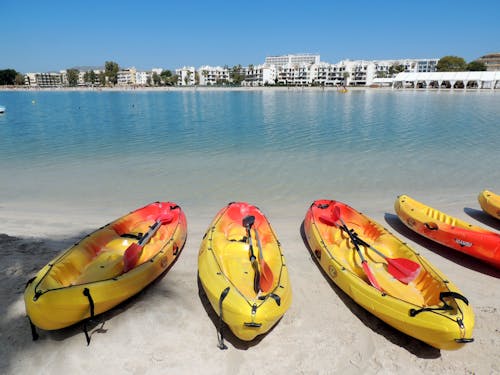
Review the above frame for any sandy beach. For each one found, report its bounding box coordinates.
[1,195,499,375]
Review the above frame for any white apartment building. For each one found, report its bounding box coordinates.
[275,63,313,85]
[176,66,196,86]
[198,65,230,85]
[135,71,150,86]
[265,54,320,66]
[242,64,276,86]
[310,62,347,86]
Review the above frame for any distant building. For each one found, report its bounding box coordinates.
[393,71,500,89]
[176,67,196,86]
[265,54,320,67]
[135,71,150,86]
[198,65,230,85]
[242,64,276,86]
[24,72,62,87]
[478,53,500,71]
[117,67,137,85]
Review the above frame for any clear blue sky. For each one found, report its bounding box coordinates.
[2,0,499,73]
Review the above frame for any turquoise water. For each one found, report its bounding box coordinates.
[0,89,499,216]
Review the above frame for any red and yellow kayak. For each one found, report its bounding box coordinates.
[395,194,500,269]
[25,202,187,332]
[304,199,474,350]
[198,202,292,343]
[478,190,500,220]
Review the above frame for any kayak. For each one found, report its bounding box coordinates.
[198,202,292,344]
[478,190,500,220]
[24,202,187,336]
[304,199,474,350]
[395,194,500,269]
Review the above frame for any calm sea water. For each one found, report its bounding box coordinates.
[0,89,499,220]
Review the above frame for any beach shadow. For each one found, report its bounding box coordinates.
[384,213,500,278]
[196,276,277,350]
[298,222,441,359]
[464,207,500,231]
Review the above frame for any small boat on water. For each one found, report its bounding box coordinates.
[198,202,292,346]
[304,199,474,350]
[478,189,500,220]
[24,202,187,341]
[395,194,500,269]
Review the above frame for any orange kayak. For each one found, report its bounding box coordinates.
[395,195,500,269]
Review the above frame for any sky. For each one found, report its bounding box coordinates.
[1,0,499,73]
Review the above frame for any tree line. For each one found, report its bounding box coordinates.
[0,56,489,86]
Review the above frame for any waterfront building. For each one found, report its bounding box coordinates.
[198,65,231,85]
[265,54,320,67]
[310,62,347,86]
[176,66,196,86]
[117,67,137,86]
[392,71,500,89]
[24,72,62,88]
[262,55,438,86]
[135,71,150,86]
[478,53,500,71]
[242,64,276,86]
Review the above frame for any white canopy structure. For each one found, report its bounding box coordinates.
[393,71,500,89]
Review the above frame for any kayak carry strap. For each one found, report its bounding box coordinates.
[82,288,95,345]
[25,277,40,341]
[217,287,230,350]
[28,318,39,341]
[409,291,469,317]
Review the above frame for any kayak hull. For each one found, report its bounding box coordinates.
[24,202,187,330]
[478,190,500,220]
[304,199,474,350]
[198,202,292,341]
[395,194,500,269]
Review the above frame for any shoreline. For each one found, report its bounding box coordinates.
[1,85,498,93]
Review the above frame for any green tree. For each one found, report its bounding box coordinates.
[160,69,172,85]
[83,70,97,86]
[105,61,120,85]
[152,72,161,86]
[0,69,17,85]
[230,64,245,85]
[67,69,79,87]
[183,70,192,85]
[98,72,106,86]
[15,73,25,85]
[467,60,487,71]
[389,64,405,75]
[437,56,467,71]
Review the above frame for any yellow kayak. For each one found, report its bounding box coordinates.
[198,202,292,345]
[478,189,500,220]
[24,202,187,339]
[304,199,474,350]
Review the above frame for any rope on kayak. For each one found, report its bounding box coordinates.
[82,288,95,345]
[217,287,230,350]
[409,291,469,317]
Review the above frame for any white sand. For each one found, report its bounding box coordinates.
[1,197,499,374]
